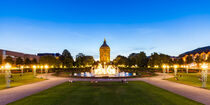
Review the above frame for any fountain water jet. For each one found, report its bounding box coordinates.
[91,63,119,77]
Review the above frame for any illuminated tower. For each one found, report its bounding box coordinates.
[99,38,110,63]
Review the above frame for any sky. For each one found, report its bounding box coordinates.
[0,0,210,60]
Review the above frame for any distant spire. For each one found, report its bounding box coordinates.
[104,38,106,42]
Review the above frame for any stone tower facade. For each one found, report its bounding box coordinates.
[99,39,110,63]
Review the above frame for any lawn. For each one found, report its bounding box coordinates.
[167,73,210,89]
[9,81,202,105]
[0,72,44,90]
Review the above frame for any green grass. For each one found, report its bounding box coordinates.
[0,72,44,90]
[167,73,210,89]
[9,81,202,105]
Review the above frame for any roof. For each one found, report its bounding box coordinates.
[179,46,210,57]
[100,38,110,48]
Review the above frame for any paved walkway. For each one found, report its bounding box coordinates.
[70,74,210,105]
[0,74,69,105]
[1,73,210,105]
[139,74,210,105]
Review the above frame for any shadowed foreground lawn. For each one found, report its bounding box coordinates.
[9,81,202,105]
[0,73,44,90]
[167,73,210,89]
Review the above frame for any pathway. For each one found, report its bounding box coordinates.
[0,74,69,105]
[1,73,210,105]
[70,73,210,105]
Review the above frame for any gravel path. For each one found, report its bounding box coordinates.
[0,75,68,105]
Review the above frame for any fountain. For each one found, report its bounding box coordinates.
[91,63,119,77]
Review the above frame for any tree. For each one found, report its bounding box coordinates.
[207,56,210,63]
[128,53,138,67]
[186,55,193,64]
[75,53,85,67]
[75,53,95,67]
[4,56,14,64]
[59,49,74,68]
[24,58,31,65]
[0,56,2,65]
[159,53,171,65]
[40,55,61,67]
[31,58,38,65]
[113,55,128,66]
[148,52,161,67]
[136,52,148,67]
[83,56,95,66]
[16,57,23,67]
[177,58,184,65]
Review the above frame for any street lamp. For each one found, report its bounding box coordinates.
[1,66,4,73]
[40,66,43,78]
[21,66,24,76]
[167,65,169,73]
[186,65,189,74]
[32,65,37,77]
[174,65,178,77]
[162,65,166,79]
[201,63,208,88]
[5,63,11,88]
[44,65,49,79]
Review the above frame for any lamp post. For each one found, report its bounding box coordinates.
[174,65,178,77]
[167,65,169,73]
[5,63,11,88]
[162,65,166,79]
[186,65,189,74]
[44,65,49,79]
[33,65,36,77]
[1,66,4,73]
[201,63,208,88]
[40,66,43,78]
[21,66,24,76]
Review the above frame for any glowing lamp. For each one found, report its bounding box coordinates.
[33,65,36,69]
[201,64,208,69]
[162,65,166,69]
[5,63,11,69]
[44,65,49,69]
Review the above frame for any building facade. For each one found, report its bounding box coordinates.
[179,46,210,62]
[99,39,110,63]
[0,49,39,64]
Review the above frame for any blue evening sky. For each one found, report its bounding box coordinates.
[0,0,210,60]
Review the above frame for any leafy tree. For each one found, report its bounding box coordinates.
[83,56,95,66]
[75,53,85,67]
[59,49,74,68]
[16,57,23,66]
[159,53,171,65]
[24,58,31,65]
[177,58,184,65]
[136,52,148,67]
[75,53,95,67]
[207,56,210,63]
[31,58,38,65]
[4,56,14,64]
[148,52,161,67]
[186,55,193,64]
[113,55,128,66]
[0,56,2,65]
[40,55,61,67]
[128,53,138,67]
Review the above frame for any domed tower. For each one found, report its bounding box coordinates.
[100,38,110,64]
